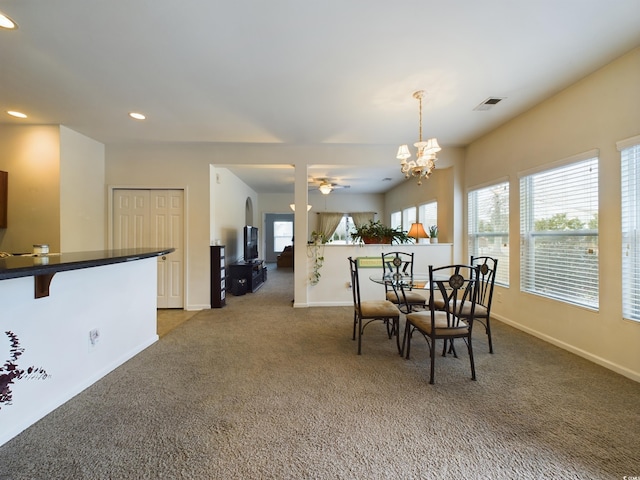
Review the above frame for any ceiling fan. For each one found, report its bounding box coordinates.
[308,178,351,195]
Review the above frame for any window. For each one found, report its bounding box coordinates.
[273,221,293,252]
[620,137,640,321]
[519,153,599,309]
[419,202,437,231]
[328,215,355,244]
[390,211,401,230]
[468,182,509,286]
[402,207,416,230]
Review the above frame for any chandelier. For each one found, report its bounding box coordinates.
[396,90,441,185]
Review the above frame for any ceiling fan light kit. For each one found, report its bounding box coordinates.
[318,182,333,195]
[309,178,351,195]
[397,90,441,186]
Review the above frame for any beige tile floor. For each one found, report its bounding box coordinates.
[156,309,198,337]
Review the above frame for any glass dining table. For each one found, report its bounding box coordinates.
[370,271,458,356]
[369,272,454,313]
[369,272,432,314]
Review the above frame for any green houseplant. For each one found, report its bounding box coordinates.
[351,220,411,245]
[307,231,328,285]
[429,225,438,243]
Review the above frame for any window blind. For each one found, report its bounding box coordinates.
[390,211,402,230]
[468,181,509,286]
[520,157,599,308]
[402,207,416,230]
[419,201,437,230]
[621,142,640,321]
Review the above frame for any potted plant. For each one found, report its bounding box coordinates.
[351,220,411,245]
[308,231,328,285]
[429,225,439,243]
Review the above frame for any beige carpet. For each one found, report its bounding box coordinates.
[157,308,198,337]
[0,265,639,479]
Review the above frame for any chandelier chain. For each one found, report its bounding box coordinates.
[417,93,423,143]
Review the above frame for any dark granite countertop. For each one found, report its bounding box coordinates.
[0,248,175,281]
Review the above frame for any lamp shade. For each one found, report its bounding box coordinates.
[396,144,411,160]
[407,222,428,239]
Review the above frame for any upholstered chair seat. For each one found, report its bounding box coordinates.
[360,300,402,318]
[386,290,427,305]
[405,311,470,336]
[456,303,488,317]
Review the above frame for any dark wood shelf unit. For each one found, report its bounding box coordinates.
[210,245,226,308]
[229,259,266,293]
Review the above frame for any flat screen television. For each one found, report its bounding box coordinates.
[243,225,259,262]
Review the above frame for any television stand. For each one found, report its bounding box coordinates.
[229,259,266,293]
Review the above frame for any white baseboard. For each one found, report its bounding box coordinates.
[494,313,640,383]
[306,301,352,307]
[186,304,210,311]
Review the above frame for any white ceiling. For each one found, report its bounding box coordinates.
[1,0,639,194]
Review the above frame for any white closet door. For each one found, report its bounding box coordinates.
[113,189,184,308]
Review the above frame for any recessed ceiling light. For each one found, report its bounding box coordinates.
[7,111,27,118]
[129,112,146,120]
[0,12,18,30]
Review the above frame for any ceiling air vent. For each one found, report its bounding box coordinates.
[473,97,506,111]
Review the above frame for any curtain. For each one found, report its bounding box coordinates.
[316,212,344,241]
[350,212,375,229]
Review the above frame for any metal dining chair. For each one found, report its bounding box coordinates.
[348,257,401,355]
[404,264,479,384]
[381,251,427,312]
[468,256,498,353]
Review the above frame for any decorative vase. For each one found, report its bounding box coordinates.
[430,238,438,244]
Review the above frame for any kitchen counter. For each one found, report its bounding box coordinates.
[0,247,173,446]
[0,247,174,280]
[0,248,174,298]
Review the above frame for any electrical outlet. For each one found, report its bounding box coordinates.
[89,328,100,348]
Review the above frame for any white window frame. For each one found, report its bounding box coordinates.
[619,135,640,322]
[468,180,509,286]
[390,211,402,230]
[327,214,355,244]
[419,201,437,231]
[402,207,416,230]
[519,150,599,309]
[273,220,293,253]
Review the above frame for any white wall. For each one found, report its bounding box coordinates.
[465,46,640,381]
[0,258,158,446]
[210,166,258,263]
[59,126,105,252]
[0,125,60,253]
[0,125,105,254]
